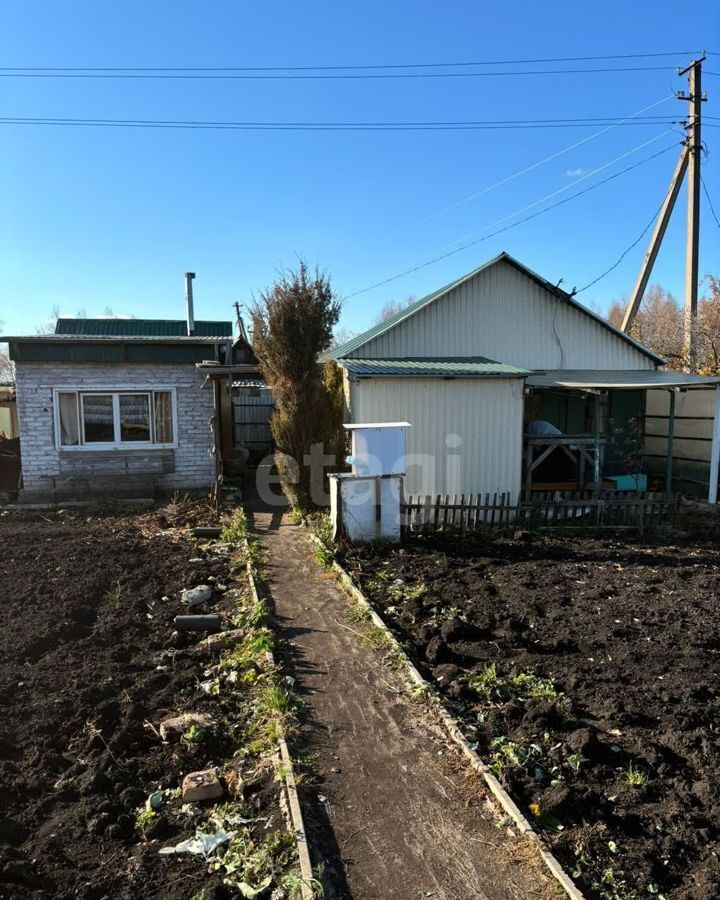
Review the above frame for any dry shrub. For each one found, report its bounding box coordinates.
[251,262,345,509]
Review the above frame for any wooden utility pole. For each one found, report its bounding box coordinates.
[621,54,706,351]
[678,56,705,369]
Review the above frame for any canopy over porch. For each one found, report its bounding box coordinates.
[525,369,720,503]
[527,370,720,391]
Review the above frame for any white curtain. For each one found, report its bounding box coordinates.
[154,391,173,443]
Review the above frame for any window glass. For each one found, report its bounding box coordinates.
[82,394,114,443]
[119,394,151,442]
[154,391,174,443]
[58,392,80,446]
[59,389,174,447]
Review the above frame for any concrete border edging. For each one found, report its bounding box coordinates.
[310,535,584,900]
[243,541,316,900]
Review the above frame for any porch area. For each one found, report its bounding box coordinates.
[524,369,720,503]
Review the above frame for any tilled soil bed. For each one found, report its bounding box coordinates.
[0,501,299,899]
[340,532,720,900]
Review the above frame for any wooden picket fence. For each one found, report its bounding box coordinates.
[402,491,681,534]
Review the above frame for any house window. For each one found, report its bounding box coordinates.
[119,394,151,442]
[82,394,115,443]
[56,389,175,448]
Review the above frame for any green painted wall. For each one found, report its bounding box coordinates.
[606,390,645,467]
[535,391,589,433]
[532,387,646,474]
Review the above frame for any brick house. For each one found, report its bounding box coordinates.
[4,310,260,502]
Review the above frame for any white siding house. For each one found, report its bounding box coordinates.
[328,252,715,502]
[350,375,524,497]
[339,255,660,371]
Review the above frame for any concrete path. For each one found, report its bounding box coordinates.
[248,507,551,900]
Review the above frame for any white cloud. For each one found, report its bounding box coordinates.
[565,167,587,178]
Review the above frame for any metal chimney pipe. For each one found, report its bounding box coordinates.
[184,272,196,336]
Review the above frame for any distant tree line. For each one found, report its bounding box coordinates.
[607,275,720,374]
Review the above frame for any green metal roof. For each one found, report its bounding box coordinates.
[55,318,233,337]
[327,252,664,365]
[338,357,529,377]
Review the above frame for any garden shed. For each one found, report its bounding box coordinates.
[328,252,720,506]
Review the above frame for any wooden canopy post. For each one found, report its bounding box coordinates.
[665,390,676,499]
[709,385,720,504]
[524,441,533,501]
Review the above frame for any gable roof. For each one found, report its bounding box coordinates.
[56,318,233,338]
[329,252,664,365]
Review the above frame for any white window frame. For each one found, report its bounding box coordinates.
[53,386,178,451]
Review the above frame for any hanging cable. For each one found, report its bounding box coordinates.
[576,192,675,294]
[345,142,680,299]
[440,130,674,250]
[418,96,675,222]
[0,51,697,72]
[702,176,720,231]
[0,65,680,81]
[0,115,680,132]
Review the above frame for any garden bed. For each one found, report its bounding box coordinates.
[0,500,302,899]
[339,532,720,900]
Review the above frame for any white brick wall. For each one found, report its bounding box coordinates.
[14,363,216,494]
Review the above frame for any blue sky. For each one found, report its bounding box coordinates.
[1,0,718,339]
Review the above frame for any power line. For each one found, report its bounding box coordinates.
[418,96,675,221]
[702,176,720,231]
[0,51,697,72]
[576,180,678,294]
[345,142,680,299]
[0,65,679,81]
[440,131,675,250]
[0,115,681,132]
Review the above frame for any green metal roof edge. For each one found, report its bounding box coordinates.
[327,252,664,366]
[7,339,220,364]
[338,356,529,376]
[55,318,233,337]
[5,334,226,343]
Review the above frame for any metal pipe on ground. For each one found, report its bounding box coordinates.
[174,614,222,631]
[193,526,223,538]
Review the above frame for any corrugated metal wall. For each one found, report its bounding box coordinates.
[352,376,524,500]
[232,387,274,455]
[349,259,655,371]
[645,388,717,492]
